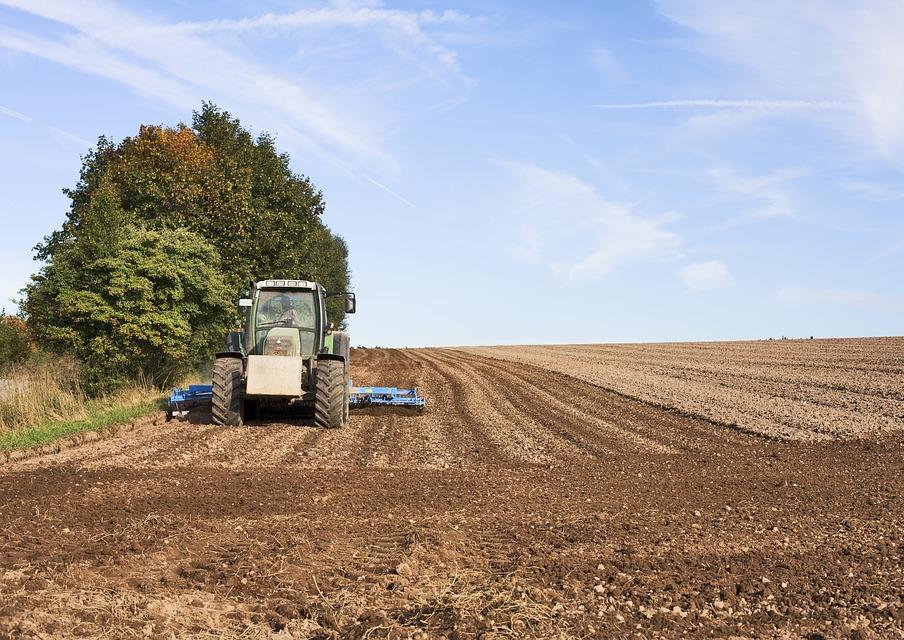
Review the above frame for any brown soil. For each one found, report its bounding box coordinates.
[467,338,904,440]
[1,347,902,639]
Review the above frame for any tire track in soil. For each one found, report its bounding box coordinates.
[381,349,499,469]
[356,349,465,470]
[232,424,313,468]
[427,349,615,461]
[435,349,681,455]
[411,349,565,466]
[108,424,227,469]
[447,350,759,452]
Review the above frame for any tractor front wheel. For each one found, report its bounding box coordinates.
[315,360,347,429]
[212,357,244,426]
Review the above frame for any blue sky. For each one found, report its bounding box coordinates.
[1,0,902,346]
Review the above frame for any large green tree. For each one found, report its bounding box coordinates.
[37,103,351,324]
[25,104,351,392]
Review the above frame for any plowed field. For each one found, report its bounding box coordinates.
[469,338,904,440]
[1,347,903,639]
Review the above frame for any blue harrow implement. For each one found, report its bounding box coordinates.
[347,381,426,410]
[166,385,214,420]
[167,380,425,420]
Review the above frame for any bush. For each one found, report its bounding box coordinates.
[23,222,233,395]
[0,315,32,367]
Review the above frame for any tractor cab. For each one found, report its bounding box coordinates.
[244,282,322,358]
[235,279,356,358]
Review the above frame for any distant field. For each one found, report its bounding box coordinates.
[465,337,904,440]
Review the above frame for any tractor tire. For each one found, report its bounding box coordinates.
[212,357,244,426]
[315,359,347,429]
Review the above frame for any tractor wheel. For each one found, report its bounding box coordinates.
[212,357,244,426]
[315,360,346,429]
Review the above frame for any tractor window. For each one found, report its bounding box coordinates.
[255,290,317,355]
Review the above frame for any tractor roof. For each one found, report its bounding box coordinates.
[256,279,321,290]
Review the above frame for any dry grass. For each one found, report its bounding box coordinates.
[0,356,87,431]
[0,355,160,442]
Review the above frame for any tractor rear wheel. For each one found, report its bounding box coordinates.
[315,360,347,429]
[212,357,244,426]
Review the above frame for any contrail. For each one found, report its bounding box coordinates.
[0,104,32,122]
[365,176,415,208]
[592,99,851,110]
[46,126,92,148]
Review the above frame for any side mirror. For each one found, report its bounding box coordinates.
[238,298,252,308]
[344,293,356,314]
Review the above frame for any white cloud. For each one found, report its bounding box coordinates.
[679,260,733,292]
[499,161,681,280]
[706,166,806,221]
[169,5,472,80]
[0,0,476,169]
[656,0,904,157]
[777,285,904,308]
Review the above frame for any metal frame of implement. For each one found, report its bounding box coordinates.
[348,381,425,410]
[166,384,214,420]
[166,381,425,419]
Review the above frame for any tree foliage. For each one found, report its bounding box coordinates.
[25,103,351,392]
[24,222,232,394]
[37,102,351,323]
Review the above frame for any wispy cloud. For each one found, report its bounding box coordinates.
[871,237,904,262]
[0,103,32,122]
[679,260,733,292]
[655,0,904,157]
[364,175,415,208]
[0,99,93,148]
[594,99,850,110]
[839,179,904,202]
[499,161,681,280]
[46,126,92,149]
[0,0,476,170]
[169,6,472,80]
[706,166,807,221]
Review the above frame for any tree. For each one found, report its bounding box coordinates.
[24,221,232,394]
[37,103,351,325]
[25,103,352,392]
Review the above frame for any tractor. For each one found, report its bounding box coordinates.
[211,278,355,428]
[166,278,425,425]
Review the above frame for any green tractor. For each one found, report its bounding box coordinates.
[212,278,356,428]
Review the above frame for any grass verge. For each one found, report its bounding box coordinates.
[1,355,165,452]
[0,398,162,451]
